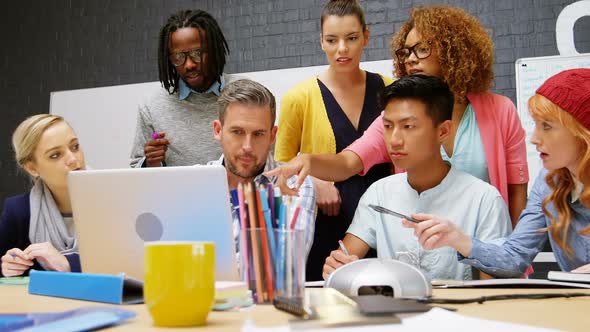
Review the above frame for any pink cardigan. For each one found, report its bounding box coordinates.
[345,92,529,206]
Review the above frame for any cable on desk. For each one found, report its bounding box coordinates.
[412,292,590,304]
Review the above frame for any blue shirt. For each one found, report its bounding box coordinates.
[461,169,590,277]
[441,104,490,183]
[347,166,511,280]
[178,75,224,100]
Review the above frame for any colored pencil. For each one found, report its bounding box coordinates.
[245,182,264,303]
[274,187,282,228]
[286,228,293,297]
[259,187,276,262]
[267,183,275,228]
[289,204,301,230]
[276,203,287,293]
[237,183,249,283]
[256,187,274,301]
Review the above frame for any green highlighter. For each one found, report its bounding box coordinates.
[0,276,29,286]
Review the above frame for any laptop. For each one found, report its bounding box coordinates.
[68,165,239,281]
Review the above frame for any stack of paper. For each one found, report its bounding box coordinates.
[241,308,559,332]
[547,271,590,284]
[432,278,590,289]
[214,281,253,310]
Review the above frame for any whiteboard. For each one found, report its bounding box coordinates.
[515,53,590,183]
[50,60,393,170]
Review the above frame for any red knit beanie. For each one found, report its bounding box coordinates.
[536,68,590,130]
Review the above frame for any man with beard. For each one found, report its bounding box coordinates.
[130,9,230,167]
[209,79,316,256]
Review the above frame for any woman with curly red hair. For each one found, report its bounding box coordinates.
[384,5,527,224]
[270,5,528,227]
[403,69,590,276]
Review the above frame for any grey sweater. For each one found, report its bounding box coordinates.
[130,88,222,167]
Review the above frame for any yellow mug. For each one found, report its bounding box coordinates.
[144,241,215,327]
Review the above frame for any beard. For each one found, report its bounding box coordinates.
[181,70,212,92]
[226,154,266,179]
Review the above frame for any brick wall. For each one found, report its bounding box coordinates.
[1,0,588,208]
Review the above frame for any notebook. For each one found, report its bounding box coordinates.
[28,270,251,306]
[547,271,590,284]
[432,278,590,289]
[0,307,135,332]
[28,270,143,304]
[213,281,253,310]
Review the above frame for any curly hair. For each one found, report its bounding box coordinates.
[529,94,590,256]
[391,5,495,101]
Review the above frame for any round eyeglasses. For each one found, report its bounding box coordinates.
[169,49,205,67]
[395,42,432,62]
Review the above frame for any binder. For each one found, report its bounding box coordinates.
[28,270,143,304]
[0,307,136,332]
[28,270,250,308]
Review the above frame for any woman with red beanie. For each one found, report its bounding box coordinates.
[402,68,590,277]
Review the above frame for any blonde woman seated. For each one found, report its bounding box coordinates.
[1,114,86,277]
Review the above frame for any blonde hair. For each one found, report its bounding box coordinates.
[528,94,590,255]
[12,114,65,168]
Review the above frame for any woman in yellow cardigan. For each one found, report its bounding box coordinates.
[274,0,393,281]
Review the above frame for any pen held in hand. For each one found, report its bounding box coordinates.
[368,204,420,223]
[338,240,349,256]
[151,132,182,156]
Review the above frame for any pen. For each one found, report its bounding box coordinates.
[273,187,282,228]
[368,204,420,223]
[289,204,301,230]
[151,132,182,155]
[259,186,276,264]
[338,240,349,256]
[237,183,249,282]
[267,183,275,228]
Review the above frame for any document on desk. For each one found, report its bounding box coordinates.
[432,278,590,289]
[547,271,590,284]
[241,308,559,332]
[303,281,325,287]
[0,307,136,332]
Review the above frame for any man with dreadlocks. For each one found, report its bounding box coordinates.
[130,9,230,167]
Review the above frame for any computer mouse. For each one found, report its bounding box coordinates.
[324,258,432,298]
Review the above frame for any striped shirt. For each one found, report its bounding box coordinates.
[207,154,316,257]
